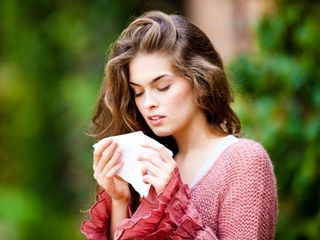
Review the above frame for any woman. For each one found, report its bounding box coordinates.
[81,10,278,239]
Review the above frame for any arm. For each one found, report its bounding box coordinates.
[80,191,111,240]
[145,169,219,240]
[215,141,278,239]
[81,138,131,240]
[109,199,129,239]
[81,191,132,240]
[114,140,277,239]
[112,139,218,239]
[113,168,218,239]
[171,141,277,239]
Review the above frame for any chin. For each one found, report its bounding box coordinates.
[151,128,173,137]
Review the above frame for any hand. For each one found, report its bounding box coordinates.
[139,140,177,195]
[93,138,130,204]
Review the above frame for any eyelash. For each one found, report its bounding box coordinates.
[158,85,171,92]
[134,92,143,97]
[133,85,171,98]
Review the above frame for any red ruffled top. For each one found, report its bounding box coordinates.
[81,168,212,239]
[81,139,278,239]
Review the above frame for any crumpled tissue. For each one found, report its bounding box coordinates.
[93,131,172,197]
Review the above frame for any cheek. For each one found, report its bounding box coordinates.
[169,85,195,107]
[134,99,146,116]
[176,94,188,105]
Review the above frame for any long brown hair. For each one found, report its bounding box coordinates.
[90,11,241,203]
[91,10,241,144]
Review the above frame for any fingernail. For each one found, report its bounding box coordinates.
[93,138,112,149]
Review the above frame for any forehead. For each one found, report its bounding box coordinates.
[129,53,175,84]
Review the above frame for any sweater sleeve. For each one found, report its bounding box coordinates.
[169,140,277,240]
[217,140,278,239]
[114,168,219,239]
[80,191,112,240]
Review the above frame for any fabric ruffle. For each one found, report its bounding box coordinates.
[114,168,205,239]
[81,168,207,239]
[81,191,111,240]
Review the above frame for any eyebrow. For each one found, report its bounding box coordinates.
[129,74,169,86]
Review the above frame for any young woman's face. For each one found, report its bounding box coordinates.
[129,53,202,137]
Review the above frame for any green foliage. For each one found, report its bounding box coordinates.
[0,0,183,239]
[229,0,320,239]
[1,0,318,239]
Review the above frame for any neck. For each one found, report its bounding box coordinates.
[173,115,225,158]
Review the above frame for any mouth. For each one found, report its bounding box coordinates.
[147,115,165,126]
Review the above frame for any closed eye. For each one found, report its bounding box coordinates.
[134,91,144,97]
[158,85,171,92]
[129,86,144,97]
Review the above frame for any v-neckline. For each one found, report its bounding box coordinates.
[189,135,239,189]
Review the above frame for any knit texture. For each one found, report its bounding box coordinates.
[190,139,278,239]
[81,139,278,239]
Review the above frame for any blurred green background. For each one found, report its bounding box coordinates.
[0,0,319,239]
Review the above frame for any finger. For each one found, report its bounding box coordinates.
[141,166,148,176]
[138,151,166,169]
[142,174,157,185]
[93,138,113,169]
[93,138,113,154]
[101,150,122,176]
[94,151,121,186]
[140,141,173,163]
[106,161,123,178]
[141,161,162,178]
[96,142,118,171]
[115,175,127,184]
[142,174,166,195]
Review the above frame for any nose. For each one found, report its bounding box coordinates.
[143,91,158,109]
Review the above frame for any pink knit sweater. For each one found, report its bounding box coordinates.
[81,139,278,239]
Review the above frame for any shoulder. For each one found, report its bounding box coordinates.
[216,139,278,239]
[229,138,269,158]
[221,138,275,179]
[225,138,271,164]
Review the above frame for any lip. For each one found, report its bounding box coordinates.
[147,114,165,126]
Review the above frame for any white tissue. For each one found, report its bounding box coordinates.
[93,131,172,197]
